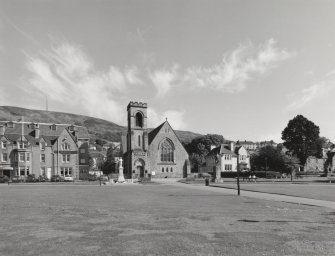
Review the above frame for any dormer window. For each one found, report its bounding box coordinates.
[40,142,45,150]
[61,143,70,150]
[18,141,28,149]
[1,141,7,149]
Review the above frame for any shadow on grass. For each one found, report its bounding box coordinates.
[238,219,335,224]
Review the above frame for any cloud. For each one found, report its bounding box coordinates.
[286,70,335,111]
[22,41,143,123]
[147,108,187,130]
[148,65,179,98]
[146,38,293,97]
[183,38,293,93]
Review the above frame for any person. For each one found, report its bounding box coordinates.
[252,174,256,182]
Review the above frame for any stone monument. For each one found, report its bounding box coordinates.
[117,158,125,183]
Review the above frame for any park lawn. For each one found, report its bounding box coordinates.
[211,182,335,202]
[0,183,335,256]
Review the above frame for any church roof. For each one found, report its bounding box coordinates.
[148,122,165,144]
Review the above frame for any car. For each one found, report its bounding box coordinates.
[11,176,24,183]
[64,175,74,182]
[26,174,37,182]
[51,175,65,182]
[0,175,9,183]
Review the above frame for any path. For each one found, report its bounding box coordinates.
[156,179,335,210]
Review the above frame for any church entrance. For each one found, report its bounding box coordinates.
[134,158,145,178]
[138,166,144,177]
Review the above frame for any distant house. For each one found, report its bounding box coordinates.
[0,121,90,180]
[202,142,250,182]
[236,140,258,151]
[304,156,326,173]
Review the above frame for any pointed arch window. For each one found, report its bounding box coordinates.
[160,139,174,162]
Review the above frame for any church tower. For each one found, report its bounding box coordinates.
[124,102,149,178]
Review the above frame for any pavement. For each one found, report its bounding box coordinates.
[156,179,335,210]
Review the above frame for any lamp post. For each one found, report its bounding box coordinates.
[265,157,268,178]
[237,164,240,196]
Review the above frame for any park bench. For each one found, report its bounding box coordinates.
[328,177,335,183]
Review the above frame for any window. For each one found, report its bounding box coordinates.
[162,167,164,172]
[166,167,168,173]
[170,167,173,172]
[26,153,30,162]
[62,154,70,163]
[224,154,231,160]
[61,143,70,150]
[40,167,45,176]
[15,154,18,162]
[80,158,86,164]
[40,142,45,150]
[61,167,72,176]
[225,164,232,171]
[19,167,29,176]
[18,141,27,149]
[80,149,85,153]
[40,154,45,163]
[19,167,25,176]
[2,153,7,162]
[1,141,7,149]
[135,112,143,127]
[160,139,174,162]
[138,135,141,147]
[19,153,25,162]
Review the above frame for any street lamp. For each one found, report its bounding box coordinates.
[265,157,268,178]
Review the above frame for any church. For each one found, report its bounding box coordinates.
[122,101,190,179]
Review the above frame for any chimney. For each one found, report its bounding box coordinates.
[35,127,40,139]
[0,125,5,136]
[230,141,235,151]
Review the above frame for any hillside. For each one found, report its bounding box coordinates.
[0,106,201,144]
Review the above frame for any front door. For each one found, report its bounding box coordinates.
[138,166,144,177]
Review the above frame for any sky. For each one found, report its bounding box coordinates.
[0,0,335,142]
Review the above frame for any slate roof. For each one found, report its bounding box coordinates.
[0,121,89,138]
[0,121,89,146]
[148,122,165,144]
[207,145,237,157]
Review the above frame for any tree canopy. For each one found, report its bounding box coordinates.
[184,134,225,172]
[281,115,320,165]
[250,145,300,174]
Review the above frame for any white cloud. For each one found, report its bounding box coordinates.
[22,41,143,123]
[148,64,179,98]
[286,70,335,111]
[183,38,293,93]
[147,107,187,130]
[146,38,293,97]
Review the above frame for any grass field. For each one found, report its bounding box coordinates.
[1,183,335,256]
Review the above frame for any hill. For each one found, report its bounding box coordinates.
[0,106,201,144]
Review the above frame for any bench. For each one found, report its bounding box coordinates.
[328,178,335,183]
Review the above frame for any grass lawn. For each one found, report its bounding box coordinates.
[0,183,335,256]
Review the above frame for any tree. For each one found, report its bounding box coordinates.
[250,145,300,175]
[184,134,225,172]
[251,145,286,173]
[101,147,117,175]
[281,115,320,165]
